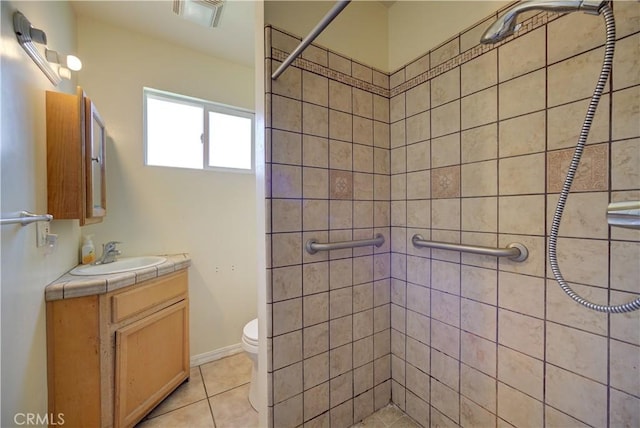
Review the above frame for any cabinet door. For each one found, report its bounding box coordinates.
[84,96,107,222]
[114,300,189,427]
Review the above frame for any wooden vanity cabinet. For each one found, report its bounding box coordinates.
[46,270,190,428]
[46,86,107,226]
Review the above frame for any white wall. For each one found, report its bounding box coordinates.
[1,1,81,424]
[75,15,257,358]
[387,0,511,71]
[265,0,389,71]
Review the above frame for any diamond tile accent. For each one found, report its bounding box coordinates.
[431,166,461,199]
[330,170,353,200]
[547,144,608,192]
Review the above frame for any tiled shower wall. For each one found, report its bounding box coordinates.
[266,1,639,427]
[265,27,393,427]
[388,2,639,428]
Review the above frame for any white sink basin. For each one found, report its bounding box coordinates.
[70,256,167,276]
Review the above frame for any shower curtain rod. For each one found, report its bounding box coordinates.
[271,0,351,80]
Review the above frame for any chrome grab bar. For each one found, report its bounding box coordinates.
[306,233,385,254]
[412,234,528,262]
[0,211,53,226]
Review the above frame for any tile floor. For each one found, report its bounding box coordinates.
[136,352,419,428]
[136,353,258,428]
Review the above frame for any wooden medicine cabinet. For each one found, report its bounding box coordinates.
[46,86,106,226]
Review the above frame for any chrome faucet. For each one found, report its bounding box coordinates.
[95,241,121,264]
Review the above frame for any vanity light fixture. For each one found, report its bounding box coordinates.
[172,0,224,28]
[13,11,82,85]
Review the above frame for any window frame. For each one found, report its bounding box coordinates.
[143,87,255,173]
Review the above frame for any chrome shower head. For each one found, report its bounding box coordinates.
[480,0,607,44]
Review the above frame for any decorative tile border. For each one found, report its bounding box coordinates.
[268,10,564,99]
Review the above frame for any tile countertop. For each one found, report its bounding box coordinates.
[45,253,191,301]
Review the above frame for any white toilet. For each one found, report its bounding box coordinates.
[241,318,259,410]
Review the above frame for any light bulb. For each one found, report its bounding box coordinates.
[65,55,82,71]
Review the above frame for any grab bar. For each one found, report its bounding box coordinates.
[0,211,53,226]
[306,233,385,254]
[412,234,528,262]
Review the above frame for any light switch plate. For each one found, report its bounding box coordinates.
[36,221,50,247]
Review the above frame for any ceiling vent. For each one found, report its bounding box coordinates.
[172,0,224,28]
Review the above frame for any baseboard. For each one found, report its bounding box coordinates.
[190,343,244,367]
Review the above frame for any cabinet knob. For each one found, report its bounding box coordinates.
[91,156,101,163]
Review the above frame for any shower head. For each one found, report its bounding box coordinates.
[480,0,607,44]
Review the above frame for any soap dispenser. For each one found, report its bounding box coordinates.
[81,235,96,265]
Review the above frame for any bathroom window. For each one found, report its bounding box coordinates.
[143,88,254,172]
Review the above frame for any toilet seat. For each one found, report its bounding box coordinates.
[242,318,259,350]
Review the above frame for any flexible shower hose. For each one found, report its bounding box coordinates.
[548,4,640,313]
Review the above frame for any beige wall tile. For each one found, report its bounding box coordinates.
[354,88,374,119]
[406,282,429,316]
[304,352,329,390]
[407,255,430,288]
[432,68,460,108]
[461,299,496,341]
[610,339,640,397]
[432,260,460,295]
[548,48,608,108]
[302,71,328,106]
[498,271,544,318]
[273,298,302,336]
[405,363,429,399]
[390,120,406,149]
[301,44,328,67]
[303,199,329,232]
[432,133,460,168]
[273,393,303,428]
[406,200,430,229]
[612,138,640,190]
[462,197,497,233]
[610,389,640,428]
[547,95,610,151]
[499,153,545,195]
[431,379,459,423]
[546,364,607,427]
[613,33,640,91]
[273,362,303,404]
[272,130,302,165]
[432,38,459,68]
[271,232,302,268]
[612,86,640,141]
[330,343,353,377]
[497,382,543,428]
[461,49,497,96]
[461,265,496,305]
[303,322,329,359]
[271,62,302,99]
[330,399,353,427]
[461,124,497,163]
[329,140,353,171]
[374,148,390,174]
[431,290,460,327]
[461,331,496,377]
[406,170,430,200]
[329,110,353,142]
[499,111,545,157]
[431,349,459,392]
[499,69,545,120]
[303,167,328,199]
[460,396,496,428]
[498,309,544,359]
[390,94,405,123]
[460,364,496,413]
[303,103,328,137]
[406,141,430,172]
[329,80,352,113]
[431,319,459,359]
[353,62,373,84]
[462,160,497,197]
[552,237,609,288]
[273,330,303,370]
[303,261,329,296]
[374,121,390,149]
[498,345,543,400]
[406,337,429,373]
[354,116,373,147]
[546,406,591,428]
[431,101,461,138]
[462,86,497,130]
[406,54,429,80]
[406,310,429,345]
[272,95,302,132]
[304,382,329,421]
[610,291,640,345]
[611,241,640,294]
[354,172,374,201]
[498,195,544,235]
[547,11,606,65]
[302,135,328,168]
[329,200,352,230]
[272,265,302,302]
[353,363,374,396]
[328,52,351,75]
[354,145,373,173]
[498,27,545,82]
[406,111,430,145]
[272,199,301,233]
[432,198,460,230]
[304,292,328,327]
[406,82,430,117]
[355,336,374,368]
[546,280,608,335]
[546,192,608,239]
[373,94,389,122]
